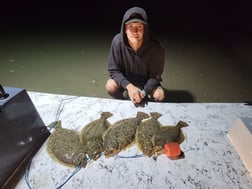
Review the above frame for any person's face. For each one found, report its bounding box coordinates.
[125,22,144,44]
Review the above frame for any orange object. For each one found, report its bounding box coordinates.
[164,143,181,159]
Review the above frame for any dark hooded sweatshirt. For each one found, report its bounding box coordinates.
[107,7,165,95]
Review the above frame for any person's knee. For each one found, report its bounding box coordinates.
[105,79,119,93]
[105,79,125,99]
[152,87,165,101]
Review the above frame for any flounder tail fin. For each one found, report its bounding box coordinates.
[176,121,189,129]
[100,112,113,119]
[150,112,162,120]
[47,120,62,130]
[136,111,149,120]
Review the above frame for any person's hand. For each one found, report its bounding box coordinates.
[126,84,145,104]
[133,91,148,107]
[132,90,145,104]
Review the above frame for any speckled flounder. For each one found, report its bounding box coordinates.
[152,120,188,154]
[102,111,149,158]
[46,121,87,167]
[135,112,163,157]
[80,112,113,160]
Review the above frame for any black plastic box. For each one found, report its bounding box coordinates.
[0,86,50,188]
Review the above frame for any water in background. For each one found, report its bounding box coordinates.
[1,28,252,102]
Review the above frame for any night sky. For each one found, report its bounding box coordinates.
[1,1,251,35]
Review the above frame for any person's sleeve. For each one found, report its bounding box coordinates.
[143,46,165,94]
[107,39,130,89]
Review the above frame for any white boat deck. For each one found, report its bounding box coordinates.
[16,91,252,189]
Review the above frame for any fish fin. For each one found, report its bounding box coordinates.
[136,111,149,119]
[101,111,113,119]
[150,112,162,120]
[177,121,188,128]
[176,121,188,144]
[47,120,61,129]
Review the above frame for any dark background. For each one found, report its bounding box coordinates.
[1,1,251,35]
[1,0,251,102]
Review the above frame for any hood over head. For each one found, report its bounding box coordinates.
[120,7,150,46]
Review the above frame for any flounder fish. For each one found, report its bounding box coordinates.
[80,112,113,160]
[46,121,87,167]
[152,120,188,154]
[102,111,149,158]
[135,112,163,157]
